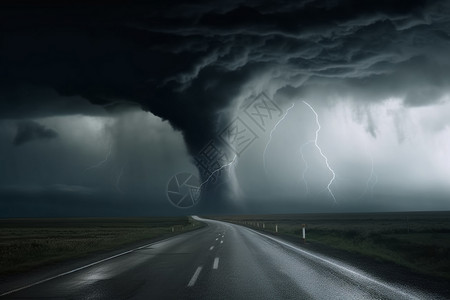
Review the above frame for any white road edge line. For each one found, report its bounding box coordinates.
[0,238,175,297]
[187,266,203,287]
[209,246,214,251]
[246,227,419,300]
[213,257,219,269]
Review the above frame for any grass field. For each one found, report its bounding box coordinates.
[0,217,203,275]
[214,211,450,280]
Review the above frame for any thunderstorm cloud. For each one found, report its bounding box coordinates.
[13,121,59,146]
[0,0,449,216]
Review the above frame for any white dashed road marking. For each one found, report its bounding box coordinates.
[213,257,219,269]
[187,266,203,287]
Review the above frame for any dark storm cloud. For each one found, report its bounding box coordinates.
[0,184,94,196]
[13,120,58,146]
[1,0,449,201]
[0,184,180,217]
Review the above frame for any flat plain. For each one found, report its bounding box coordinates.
[0,217,202,275]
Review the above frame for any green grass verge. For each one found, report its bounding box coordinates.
[0,216,204,275]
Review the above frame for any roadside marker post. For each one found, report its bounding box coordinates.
[275,224,278,233]
[302,224,306,242]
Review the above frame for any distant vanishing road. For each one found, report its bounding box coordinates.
[0,217,443,299]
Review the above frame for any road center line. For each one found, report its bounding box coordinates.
[213,257,219,269]
[209,246,214,251]
[187,266,203,287]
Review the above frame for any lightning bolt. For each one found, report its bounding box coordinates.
[299,140,314,195]
[199,154,238,191]
[360,156,378,199]
[263,103,295,174]
[85,143,112,171]
[303,101,337,203]
[371,173,378,198]
[116,165,124,194]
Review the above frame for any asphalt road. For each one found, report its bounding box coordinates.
[0,217,443,299]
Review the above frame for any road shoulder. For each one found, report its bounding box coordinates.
[0,223,208,296]
[233,222,450,299]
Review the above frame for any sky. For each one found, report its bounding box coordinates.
[1,0,450,217]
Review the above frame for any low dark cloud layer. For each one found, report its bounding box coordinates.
[0,0,449,214]
[13,121,58,146]
[2,1,449,139]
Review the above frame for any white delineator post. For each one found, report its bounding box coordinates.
[302,224,306,242]
[275,224,278,233]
